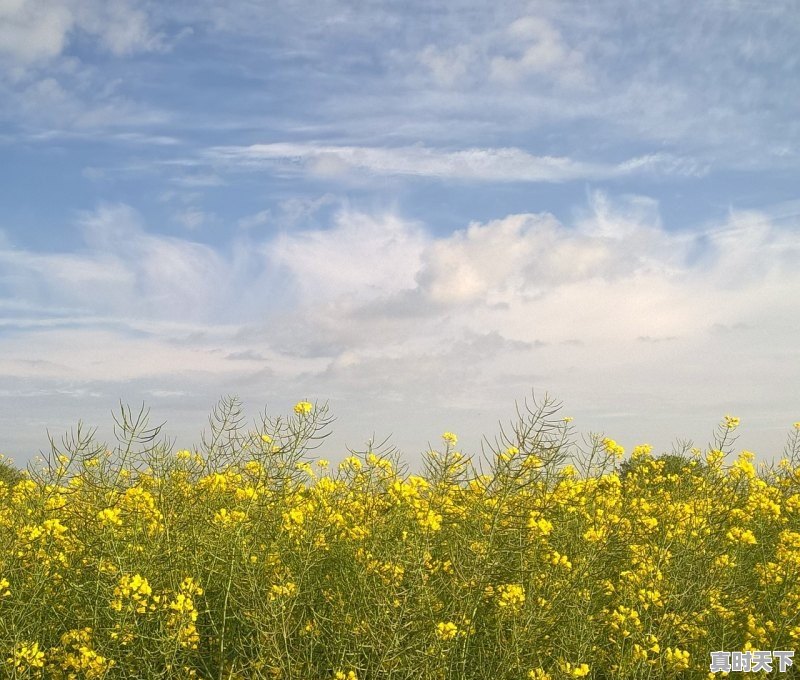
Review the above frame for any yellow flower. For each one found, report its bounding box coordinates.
[166,589,201,649]
[111,573,155,613]
[583,526,609,543]
[664,647,690,670]
[609,605,641,636]
[418,509,443,532]
[6,641,45,671]
[442,431,458,446]
[56,628,116,678]
[213,508,247,525]
[296,461,315,476]
[726,526,757,545]
[294,401,313,415]
[284,506,305,527]
[269,582,297,600]
[528,670,552,680]
[723,414,740,429]
[435,621,459,640]
[97,507,123,527]
[179,577,203,596]
[244,460,263,476]
[548,550,572,570]
[496,583,526,610]
[560,662,590,677]
[333,671,358,680]
[235,485,258,502]
[522,453,543,469]
[602,437,625,459]
[528,511,553,537]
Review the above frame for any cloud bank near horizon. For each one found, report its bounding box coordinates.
[1,193,797,462]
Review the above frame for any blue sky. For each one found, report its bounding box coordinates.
[1,0,799,465]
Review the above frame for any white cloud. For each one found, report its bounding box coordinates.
[76,0,162,56]
[1,203,232,320]
[0,0,161,67]
[237,209,271,230]
[2,196,798,463]
[269,208,427,303]
[383,3,800,165]
[169,173,224,188]
[416,14,588,91]
[0,0,72,65]
[489,16,586,86]
[0,69,170,132]
[174,208,209,230]
[417,213,546,305]
[417,44,474,89]
[206,142,701,183]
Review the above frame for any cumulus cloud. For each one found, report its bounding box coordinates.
[1,195,798,462]
[261,196,799,458]
[269,208,427,303]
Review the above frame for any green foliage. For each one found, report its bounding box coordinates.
[0,455,24,488]
[0,397,798,679]
[618,451,707,480]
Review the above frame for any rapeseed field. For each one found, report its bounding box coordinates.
[1,396,800,679]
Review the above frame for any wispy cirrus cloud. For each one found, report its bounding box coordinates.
[204,142,705,183]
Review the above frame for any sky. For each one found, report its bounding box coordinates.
[1,0,799,467]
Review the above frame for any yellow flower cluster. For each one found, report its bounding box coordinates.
[51,628,115,679]
[110,573,158,613]
[496,583,526,611]
[602,437,625,459]
[165,577,203,649]
[213,507,247,525]
[664,646,691,670]
[2,403,800,678]
[294,400,314,415]
[269,582,298,600]
[560,661,590,677]
[724,415,741,429]
[528,669,551,680]
[441,431,458,446]
[6,641,45,672]
[435,621,459,640]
